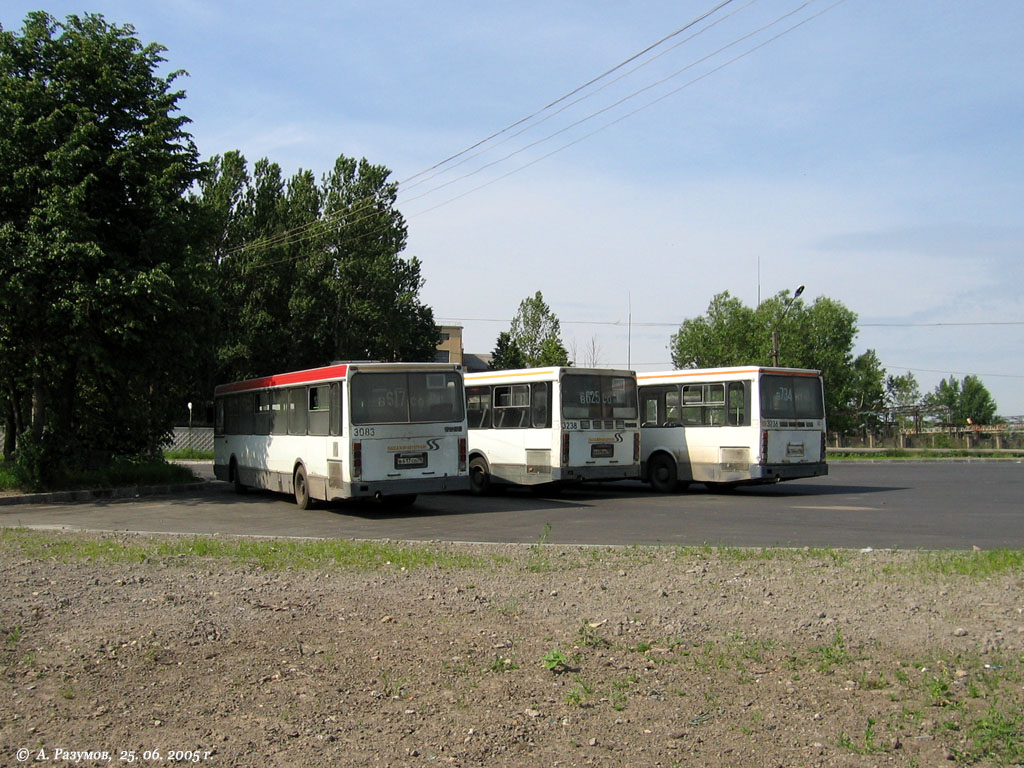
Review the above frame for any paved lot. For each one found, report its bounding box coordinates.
[1,461,1021,550]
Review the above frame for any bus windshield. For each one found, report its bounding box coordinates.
[351,371,466,425]
[561,374,638,420]
[760,374,824,420]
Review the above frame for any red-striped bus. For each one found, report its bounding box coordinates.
[214,362,469,508]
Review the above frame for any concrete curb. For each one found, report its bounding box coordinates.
[0,481,213,508]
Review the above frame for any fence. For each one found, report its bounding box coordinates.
[167,426,215,453]
[831,427,1024,451]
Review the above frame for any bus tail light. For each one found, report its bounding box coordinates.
[821,432,827,458]
[760,430,768,464]
[561,433,570,465]
[458,438,467,472]
[353,442,362,479]
[633,432,640,462]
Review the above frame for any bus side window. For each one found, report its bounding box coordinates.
[270,390,286,435]
[641,386,677,427]
[287,387,307,435]
[705,384,725,426]
[467,386,491,429]
[254,391,272,435]
[308,384,330,436]
[665,387,681,425]
[727,381,748,426]
[641,389,659,427]
[681,385,702,426]
[494,384,529,429]
[329,382,343,436]
[531,382,550,428]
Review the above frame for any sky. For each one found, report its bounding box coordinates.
[5,1,1023,415]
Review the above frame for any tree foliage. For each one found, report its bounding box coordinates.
[669,291,883,431]
[0,12,206,482]
[489,332,526,370]
[505,292,570,368]
[924,375,998,426]
[197,151,438,386]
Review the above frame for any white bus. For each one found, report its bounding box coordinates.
[214,362,469,508]
[637,366,827,491]
[464,367,640,494]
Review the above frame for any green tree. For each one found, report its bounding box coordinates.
[489,332,526,370]
[669,290,877,432]
[199,152,438,385]
[508,291,570,367]
[0,12,205,482]
[885,372,923,433]
[925,375,998,426]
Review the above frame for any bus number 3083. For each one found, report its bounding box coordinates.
[353,427,376,437]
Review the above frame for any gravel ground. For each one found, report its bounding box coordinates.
[1,531,1023,767]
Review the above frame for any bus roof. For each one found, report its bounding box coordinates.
[637,366,822,384]
[465,366,636,384]
[215,362,463,396]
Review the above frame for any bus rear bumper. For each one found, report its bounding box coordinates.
[559,464,640,483]
[337,475,471,500]
[752,462,828,482]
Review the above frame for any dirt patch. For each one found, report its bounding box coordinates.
[1,533,1023,767]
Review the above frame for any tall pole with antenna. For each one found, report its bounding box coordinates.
[627,292,632,369]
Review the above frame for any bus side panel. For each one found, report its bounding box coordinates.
[469,428,555,487]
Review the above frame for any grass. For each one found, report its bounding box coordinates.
[163,447,214,461]
[828,448,1024,460]
[0,529,491,572]
[0,456,198,493]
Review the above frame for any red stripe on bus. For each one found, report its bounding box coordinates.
[215,364,350,395]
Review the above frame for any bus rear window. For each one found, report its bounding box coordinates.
[561,374,638,420]
[351,371,465,425]
[760,375,824,420]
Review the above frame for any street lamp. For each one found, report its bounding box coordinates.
[771,285,804,367]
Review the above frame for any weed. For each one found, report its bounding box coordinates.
[960,705,1024,764]
[489,656,518,672]
[542,648,571,673]
[566,676,593,707]
[838,717,885,755]
[526,523,554,573]
[577,620,611,649]
[814,629,850,673]
[379,669,407,699]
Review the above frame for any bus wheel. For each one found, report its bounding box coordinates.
[469,457,491,496]
[230,459,246,495]
[648,455,679,493]
[294,466,311,509]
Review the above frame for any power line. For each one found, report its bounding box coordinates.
[218,0,845,262]
[886,365,1024,380]
[217,0,743,261]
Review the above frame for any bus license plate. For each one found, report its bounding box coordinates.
[395,452,427,469]
[591,444,614,458]
[786,443,805,458]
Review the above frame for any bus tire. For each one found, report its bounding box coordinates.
[469,456,491,496]
[230,458,247,495]
[294,465,311,509]
[648,454,679,493]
